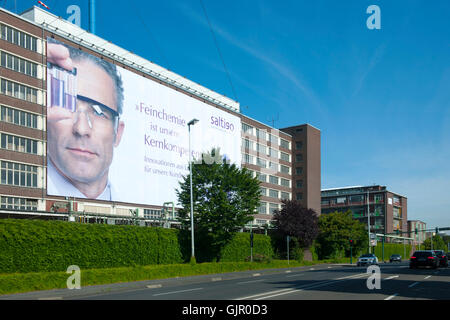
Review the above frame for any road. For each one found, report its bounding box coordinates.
[71,262,449,300]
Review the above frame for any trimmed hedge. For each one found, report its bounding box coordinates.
[373,243,413,261]
[220,232,274,262]
[0,219,183,273]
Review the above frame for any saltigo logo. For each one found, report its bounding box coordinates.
[210,116,235,132]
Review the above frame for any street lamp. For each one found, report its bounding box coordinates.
[188,118,199,261]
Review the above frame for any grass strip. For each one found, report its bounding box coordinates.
[0,258,352,295]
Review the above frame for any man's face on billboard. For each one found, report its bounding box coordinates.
[47,59,124,190]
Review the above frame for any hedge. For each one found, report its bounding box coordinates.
[373,243,413,261]
[0,219,183,273]
[220,232,274,262]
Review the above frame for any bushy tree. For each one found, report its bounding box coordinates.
[272,200,319,248]
[316,210,368,259]
[423,235,446,251]
[176,148,261,262]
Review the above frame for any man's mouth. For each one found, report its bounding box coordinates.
[66,147,98,158]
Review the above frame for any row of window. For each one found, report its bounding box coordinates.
[241,123,291,150]
[0,105,39,129]
[1,78,38,104]
[254,171,291,188]
[242,153,291,169]
[0,133,39,154]
[260,187,290,200]
[0,196,38,211]
[258,202,280,215]
[0,23,38,52]
[321,194,384,205]
[143,209,179,220]
[1,51,38,78]
[0,161,38,187]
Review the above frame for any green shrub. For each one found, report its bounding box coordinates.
[0,219,183,273]
[244,253,272,263]
[220,232,274,262]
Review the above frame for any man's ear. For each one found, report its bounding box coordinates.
[114,120,125,147]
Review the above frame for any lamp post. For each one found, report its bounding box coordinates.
[188,119,199,261]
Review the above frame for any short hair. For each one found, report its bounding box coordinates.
[48,38,124,115]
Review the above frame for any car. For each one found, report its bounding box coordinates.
[357,253,379,266]
[409,250,439,269]
[433,250,449,267]
[389,254,402,263]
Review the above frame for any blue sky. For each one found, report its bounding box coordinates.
[5,1,449,230]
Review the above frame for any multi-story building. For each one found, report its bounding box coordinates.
[0,6,320,227]
[321,185,408,237]
[407,220,427,248]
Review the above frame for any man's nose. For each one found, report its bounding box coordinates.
[72,110,93,136]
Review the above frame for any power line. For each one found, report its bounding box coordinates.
[199,0,238,102]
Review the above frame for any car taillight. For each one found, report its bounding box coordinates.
[428,257,434,259]
[410,257,416,259]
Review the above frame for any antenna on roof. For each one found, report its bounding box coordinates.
[267,113,279,128]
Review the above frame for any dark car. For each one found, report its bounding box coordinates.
[390,254,402,263]
[433,250,449,267]
[409,250,439,269]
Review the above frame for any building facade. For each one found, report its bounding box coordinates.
[407,220,427,248]
[321,185,408,237]
[0,6,321,227]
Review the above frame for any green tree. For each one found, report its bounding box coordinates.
[176,148,261,262]
[423,235,446,251]
[316,210,368,259]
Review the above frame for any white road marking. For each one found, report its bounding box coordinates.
[408,282,419,288]
[285,270,292,273]
[146,284,162,289]
[38,297,63,300]
[152,287,203,296]
[211,277,222,282]
[235,288,294,300]
[385,293,398,300]
[237,279,264,285]
[286,273,305,278]
[253,273,261,277]
[385,275,399,280]
[424,276,432,280]
[335,273,368,280]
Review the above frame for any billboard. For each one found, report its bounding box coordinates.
[46,37,241,206]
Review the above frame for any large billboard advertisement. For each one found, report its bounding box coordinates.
[46,38,241,206]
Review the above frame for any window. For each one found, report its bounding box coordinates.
[269,203,279,214]
[296,180,303,188]
[259,187,267,197]
[296,193,303,201]
[281,192,290,200]
[349,195,364,203]
[269,189,279,198]
[280,178,290,187]
[258,202,267,214]
[280,165,290,174]
[242,153,253,164]
[0,51,39,78]
[296,154,303,162]
[0,196,38,211]
[269,134,278,145]
[1,106,38,129]
[296,141,303,149]
[242,123,253,135]
[0,24,38,52]
[256,172,266,183]
[280,139,290,149]
[0,133,39,155]
[280,152,290,162]
[268,147,277,158]
[268,162,278,171]
[256,128,267,141]
[0,161,38,187]
[269,175,279,185]
[256,157,266,168]
[243,138,253,150]
[0,78,38,104]
[256,143,266,154]
[296,167,303,175]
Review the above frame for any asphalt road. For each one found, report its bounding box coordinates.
[72,262,449,300]
[2,262,448,301]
